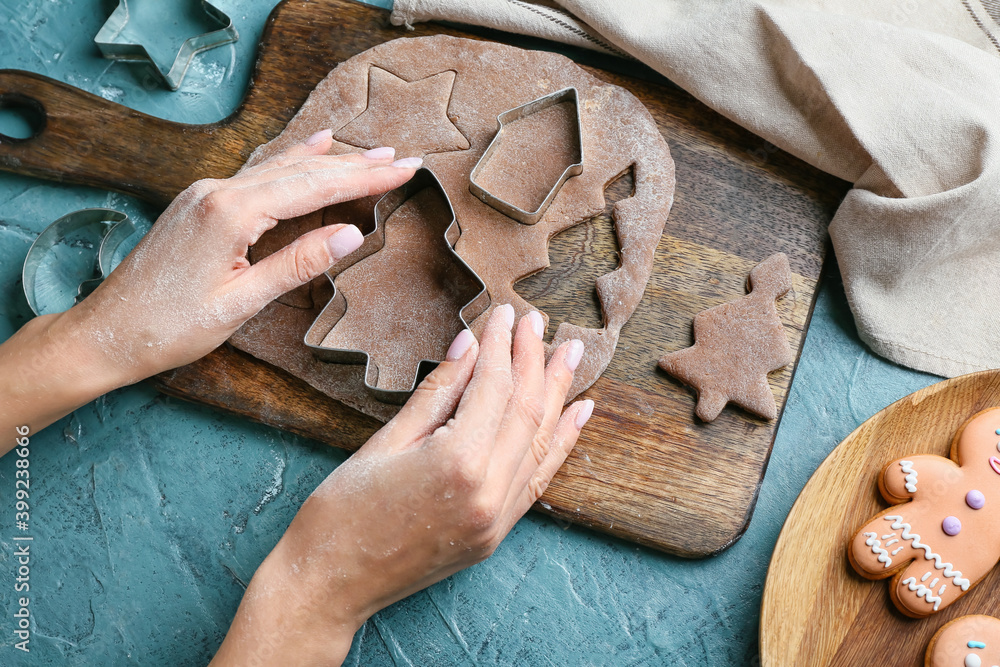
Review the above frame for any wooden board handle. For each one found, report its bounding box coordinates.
[0,69,240,206]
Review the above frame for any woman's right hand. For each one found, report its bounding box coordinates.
[211,304,595,666]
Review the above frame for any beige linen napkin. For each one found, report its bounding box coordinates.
[391,0,1000,378]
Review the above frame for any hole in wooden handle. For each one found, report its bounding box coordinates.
[0,94,46,142]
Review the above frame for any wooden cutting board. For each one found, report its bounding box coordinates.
[0,0,849,557]
[760,371,1000,665]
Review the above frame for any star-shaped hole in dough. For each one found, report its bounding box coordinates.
[334,66,470,158]
[658,253,794,422]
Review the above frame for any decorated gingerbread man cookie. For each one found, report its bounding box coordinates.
[926,615,1000,667]
[850,408,1000,617]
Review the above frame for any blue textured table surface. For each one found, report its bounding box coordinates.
[0,1,938,664]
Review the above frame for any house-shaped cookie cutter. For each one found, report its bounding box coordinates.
[469,87,584,225]
[305,168,491,404]
[95,0,239,91]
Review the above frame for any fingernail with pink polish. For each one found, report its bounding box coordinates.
[362,147,395,160]
[305,129,332,146]
[575,399,595,430]
[500,304,515,330]
[565,339,585,372]
[390,157,423,169]
[327,225,364,260]
[527,311,544,338]
[447,329,476,361]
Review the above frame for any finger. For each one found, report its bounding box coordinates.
[269,129,336,161]
[484,311,547,486]
[227,158,419,250]
[450,304,517,451]
[506,399,595,525]
[499,338,583,501]
[365,329,480,454]
[234,153,390,248]
[236,223,364,306]
[237,126,391,174]
[237,159,421,224]
[237,148,397,185]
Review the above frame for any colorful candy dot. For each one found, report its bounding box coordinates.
[995,428,1000,435]
[943,516,962,536]
[966,653,982,667]
[969,641,987,649]
[967,490,986,510]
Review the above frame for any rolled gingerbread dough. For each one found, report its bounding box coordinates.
[231,35,675,422]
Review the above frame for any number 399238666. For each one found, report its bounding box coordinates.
[14,426,30,527]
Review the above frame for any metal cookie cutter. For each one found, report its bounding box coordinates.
[22,208,136,316]
[469,87,584,225]
[95,0,239,91]
[305,168,491,405]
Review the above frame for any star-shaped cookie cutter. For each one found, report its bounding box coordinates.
[94,0,239,91]
[469,87,584,225]
[304,168,491,404]
[22,208,138,316]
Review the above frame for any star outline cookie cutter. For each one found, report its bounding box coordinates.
[304,168,491,404]
[469,87,584,225]
[94,0,239,91]
[22,208,136,316]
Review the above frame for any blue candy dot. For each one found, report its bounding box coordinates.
[969,640,987,649]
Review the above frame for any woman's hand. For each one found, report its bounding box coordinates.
[0,131,419,446]
[211,305,596,666]
[72,131,420,384]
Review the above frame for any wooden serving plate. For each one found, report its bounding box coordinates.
[0,0,849,557]
[761,370,1000,666]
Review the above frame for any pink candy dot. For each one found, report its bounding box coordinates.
[967,490,986,509]
[942,516,962,536]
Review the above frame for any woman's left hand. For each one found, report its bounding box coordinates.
[72,132,418,384]
[0,131,418,443]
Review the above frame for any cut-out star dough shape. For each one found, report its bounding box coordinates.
[334,66,470,157]
[658,253,793,422]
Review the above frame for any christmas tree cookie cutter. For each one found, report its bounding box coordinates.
[95,0,239,91]
[469,87,584,225]
[22,208,136,316]
[304,168,491,404]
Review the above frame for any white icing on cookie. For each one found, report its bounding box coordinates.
[884,515,971,590]
[900,460,918,493]
[902,576,943,610]
[864,532,892,568]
